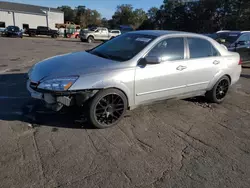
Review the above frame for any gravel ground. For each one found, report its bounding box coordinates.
[0,37,250,188]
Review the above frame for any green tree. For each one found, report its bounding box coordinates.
[101,18,109,28]
[112,4,147,29]
[57,6,75,22]
[112,4,135,26]
[133,8,147,29]
[75,6,86,25]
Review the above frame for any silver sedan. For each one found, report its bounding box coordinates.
[27,30,242,128]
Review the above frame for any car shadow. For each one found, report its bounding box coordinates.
[241,74,250,79]
[0,73,94,130]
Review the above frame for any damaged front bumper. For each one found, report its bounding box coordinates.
[26,80,97,111]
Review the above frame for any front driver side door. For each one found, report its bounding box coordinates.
[135,37,189,105]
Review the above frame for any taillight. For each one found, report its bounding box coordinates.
[238,58,242,65]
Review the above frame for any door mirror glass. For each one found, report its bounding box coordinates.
[145,56,162,64]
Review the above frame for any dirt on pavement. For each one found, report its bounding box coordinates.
[0,37,250,188]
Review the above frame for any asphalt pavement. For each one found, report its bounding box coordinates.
[0,37,250,188]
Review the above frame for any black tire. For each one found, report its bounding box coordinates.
[75,34,79,39]
[88,89,128,129]
[80,37,85,42]
[87,36,94,43]
[205,76,230,103]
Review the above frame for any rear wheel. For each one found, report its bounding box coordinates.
[88,89,127,129]
[87,36,94,43]
[205,76,230,103]
[52,34,58,38]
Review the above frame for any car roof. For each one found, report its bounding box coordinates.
[129,30,192,37]
[217,30,250,34]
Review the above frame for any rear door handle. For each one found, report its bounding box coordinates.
[176,65,187,71]
[213,60,220,65]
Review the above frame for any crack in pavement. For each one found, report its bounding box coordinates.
[31,130,46,188]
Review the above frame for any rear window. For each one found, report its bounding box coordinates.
[214,32,240,44]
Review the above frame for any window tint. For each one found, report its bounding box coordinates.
[238,34,250,42]
[147,38,184,61]
[188,38,219,58]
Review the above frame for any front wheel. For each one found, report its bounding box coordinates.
[205,76,230,103]
[88,89,128,129]
[87,36,94,43]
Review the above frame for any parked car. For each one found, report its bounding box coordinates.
[109,30,121,35]
[3,26,23,38]
[79,27,121,43]
[25,26,59,38]
[0,27,6,36]
[119,25,134,34]
[212,31,250,64]
[27,31,241,128]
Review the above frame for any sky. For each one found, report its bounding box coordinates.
[5,0,164,19]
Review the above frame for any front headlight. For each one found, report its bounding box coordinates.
[38,76,79,91]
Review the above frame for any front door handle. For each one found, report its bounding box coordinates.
[213,60,220,65]
[176,65,187,71]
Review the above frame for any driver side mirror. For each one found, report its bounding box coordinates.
[144,56,162,64]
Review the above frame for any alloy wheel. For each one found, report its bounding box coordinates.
[94,94,125,126]
[215,79,229,100]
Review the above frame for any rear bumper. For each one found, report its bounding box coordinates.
[231,65,242,85]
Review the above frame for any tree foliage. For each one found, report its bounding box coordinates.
[58,0,250,32]
[57,5,101,28]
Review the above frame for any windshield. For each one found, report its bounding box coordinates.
[89,27,97,31]
[213,32,240,44]
[88,33,156,61]
[6,26,18,31]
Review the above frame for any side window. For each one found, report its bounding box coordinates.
[238,34,249,42]
[147,38,184,61]
[0,22,5,28]
[187,38,219,58]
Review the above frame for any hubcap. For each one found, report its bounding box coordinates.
[216,79,229,100]
[95,94,125,125]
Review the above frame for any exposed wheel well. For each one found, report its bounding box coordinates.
[100,87,129,109]
[224,74,231,84]
[88,35,94,39]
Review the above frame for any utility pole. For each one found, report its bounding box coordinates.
[46,7,50,28]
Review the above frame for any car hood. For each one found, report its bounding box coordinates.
[30,51,126,82]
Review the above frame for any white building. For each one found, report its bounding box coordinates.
[0,1,64,30]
